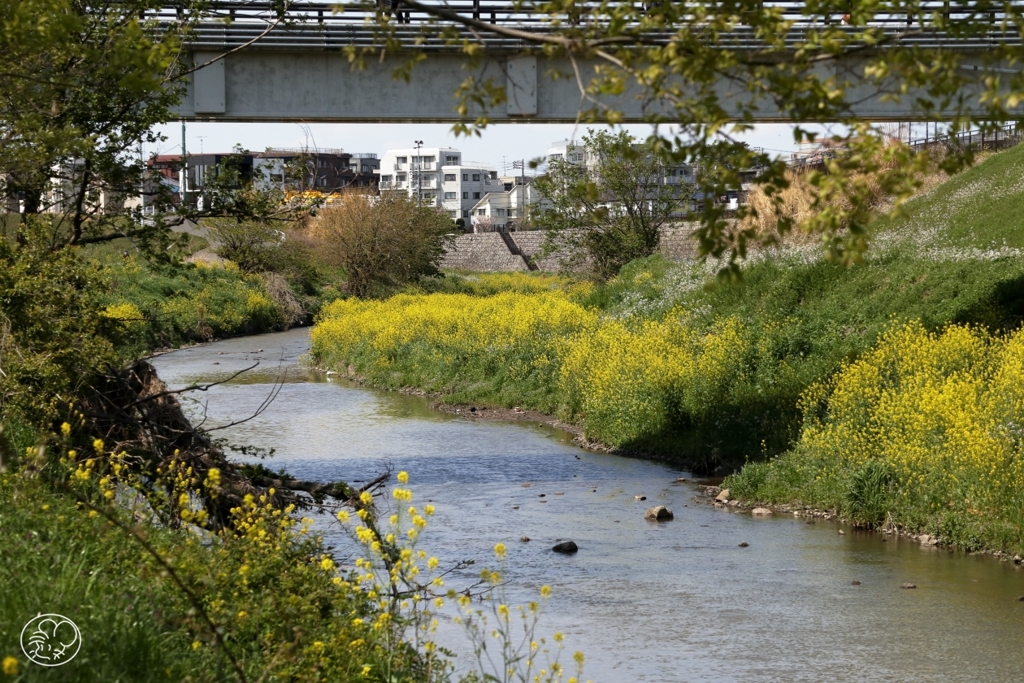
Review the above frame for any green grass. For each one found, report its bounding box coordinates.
[77,234,209,263]
[873,144,1024,249]
[98,257,287,353]
[0,476,201,681]
[0,468,416,682]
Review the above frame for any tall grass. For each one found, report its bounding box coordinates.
[99,257,286,354]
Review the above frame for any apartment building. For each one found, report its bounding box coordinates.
[348,153,380,176]
[377,147,498,219]
[254,148,360,191]
[439,164,500,219]
[546,139,694,186]
[377,147,463,206]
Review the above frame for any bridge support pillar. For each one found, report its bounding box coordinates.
[193,53,226,115]
[506,56,537,116]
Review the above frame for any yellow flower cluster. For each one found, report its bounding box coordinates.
[798,320,1024,526]
[100,302,146,332]
[560,313,748,445]
[313,290,595,372]
[454,272,581,296]
[312,291,750,446]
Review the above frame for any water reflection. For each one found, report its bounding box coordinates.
[153,328,1024,683]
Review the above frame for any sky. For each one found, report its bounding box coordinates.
[148,121,842,173]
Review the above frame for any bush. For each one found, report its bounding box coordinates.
[100,258,286,350]
[0,240,120,427]
[309,193,453,298]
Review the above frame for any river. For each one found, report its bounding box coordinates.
[152,328,1024,683]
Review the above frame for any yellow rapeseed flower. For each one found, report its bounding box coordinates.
[2,656,18,675]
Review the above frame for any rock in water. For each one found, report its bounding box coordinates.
[715,489,731,502]
[901,583,917,589]
[644,505,674,521]
[738,542,749,548]
[521,536,530,543]
[552,541,578,554]
[634,495,647,501]
[751,507,772,516]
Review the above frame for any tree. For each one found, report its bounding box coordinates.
[0,0,200,251]
[358,0,1024,277]
[534,129,693,279]
[310,192,454,298]
[0,1,301,256]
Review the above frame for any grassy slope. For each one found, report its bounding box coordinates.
[573,146,1024,464]
[715,144,1024,550]
[871,144,1024,250]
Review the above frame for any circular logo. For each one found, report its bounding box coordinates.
[20,614,81,667]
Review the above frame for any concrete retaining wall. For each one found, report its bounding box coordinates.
[441,226,698,272]
[441,233,528,272]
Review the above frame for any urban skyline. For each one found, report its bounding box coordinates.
[148,122,841,174]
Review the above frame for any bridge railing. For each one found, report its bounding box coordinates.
[148,1,1024,50]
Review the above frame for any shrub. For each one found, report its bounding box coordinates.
[309,193,453,298]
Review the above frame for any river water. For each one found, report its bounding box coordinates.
[152,328,1024,683]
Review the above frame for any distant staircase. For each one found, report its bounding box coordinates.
[497,229,539,271]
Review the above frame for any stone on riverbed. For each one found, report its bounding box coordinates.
[644,505,674,521]
[716,489,731,502]
[751,507,772,516]
[552,541,578,554]
[901,583,917,589]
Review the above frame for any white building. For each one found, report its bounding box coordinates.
[546,140,588,167]
[545,138,695,221]
[377,147,462,206]
[376,147,500,220]
[440,163,500,220]
[468,176,545,230]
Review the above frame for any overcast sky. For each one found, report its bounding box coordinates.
[148,121,842,173]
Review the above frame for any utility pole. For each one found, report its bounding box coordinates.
[512,159,525,186]
[180,120,188,209]
[512,159,525,220]
[414,139,424,205]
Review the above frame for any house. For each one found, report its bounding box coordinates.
[254,148,366,192]
[468,175,545,231]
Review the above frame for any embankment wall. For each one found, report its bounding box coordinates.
[441,226,698,272]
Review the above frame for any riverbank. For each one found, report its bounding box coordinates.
[310,143,1024,555]
[150,330,1024,683]
[697,484,1024,564]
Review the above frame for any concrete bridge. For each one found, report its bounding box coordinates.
[167,1,1022,123]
